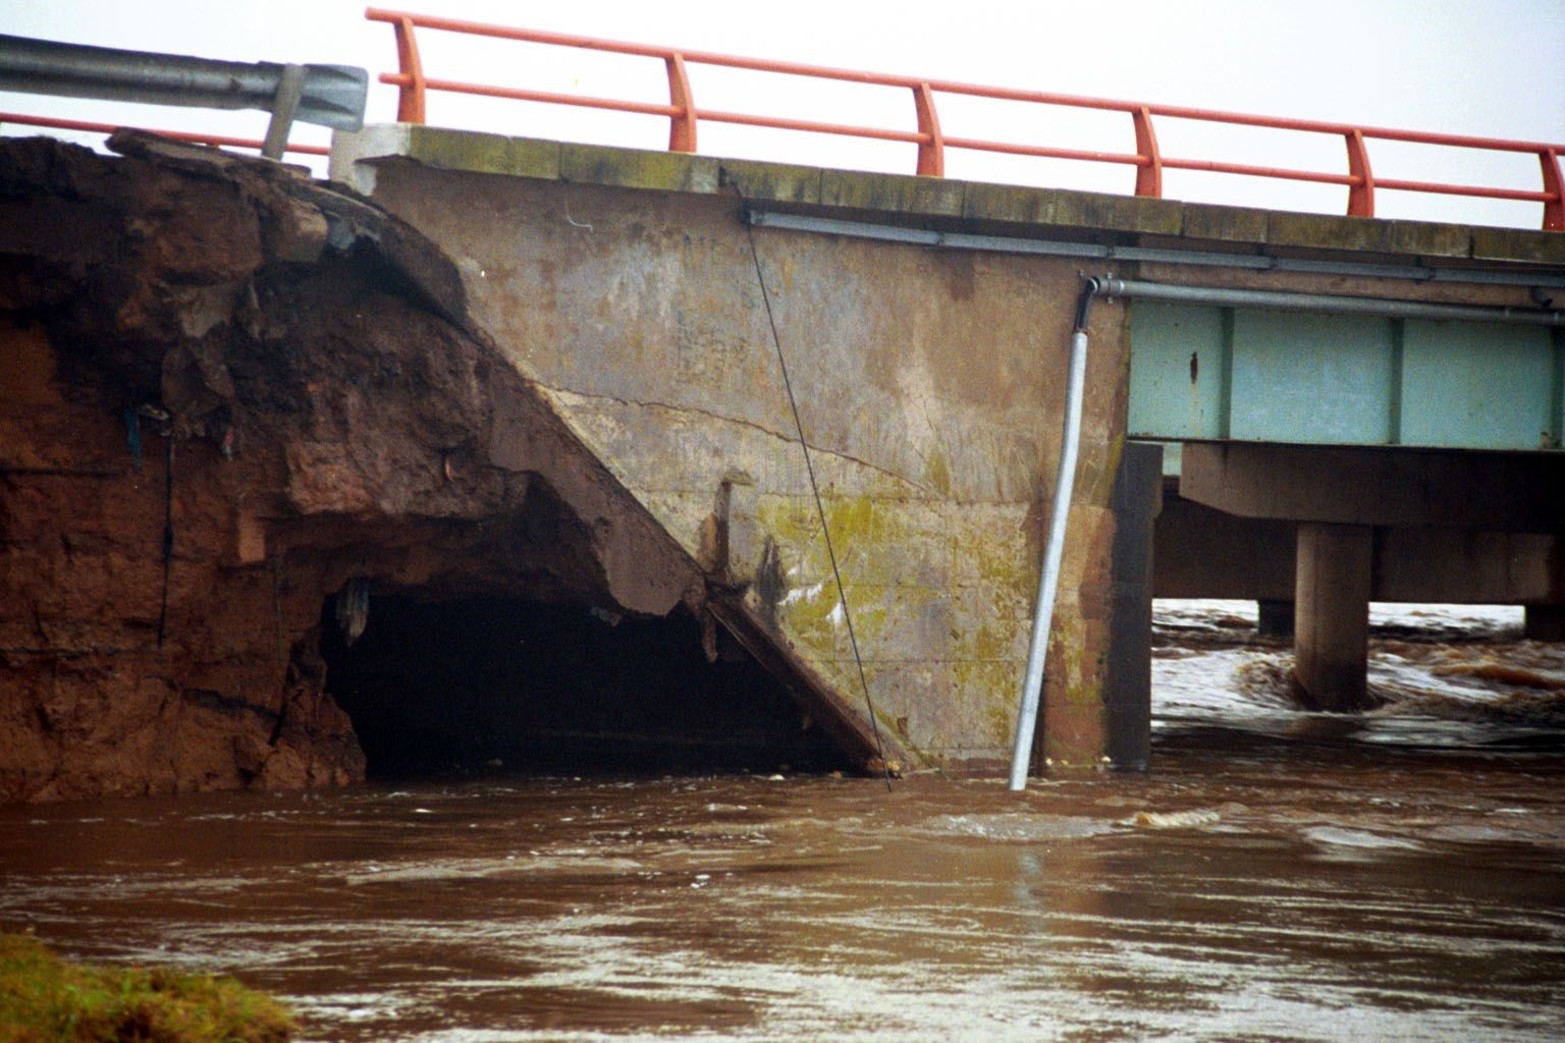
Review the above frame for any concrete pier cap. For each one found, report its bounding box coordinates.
[327,122,1564,774]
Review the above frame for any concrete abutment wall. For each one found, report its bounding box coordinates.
[338,142,1144,776]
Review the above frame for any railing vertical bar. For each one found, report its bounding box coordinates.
[392,15,427,123]
[355,8,1565,230]
[1345,129,1375,217]
[1132,106,1161,198]
[913,83,943,176]
[1542,148,1564,231]
[665,53,697,152]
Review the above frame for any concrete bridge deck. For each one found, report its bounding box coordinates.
[329,123,1564,766]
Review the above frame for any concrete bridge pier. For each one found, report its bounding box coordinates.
[1291,523,1373,712]
[1168,442,1565,712]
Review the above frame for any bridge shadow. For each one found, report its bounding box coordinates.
[319,595,853,779]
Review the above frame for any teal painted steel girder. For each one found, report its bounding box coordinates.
[1129,300,1565,453]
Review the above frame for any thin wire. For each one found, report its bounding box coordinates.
[736,187,893,789]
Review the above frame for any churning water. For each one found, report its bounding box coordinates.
[2,600,1562,1041]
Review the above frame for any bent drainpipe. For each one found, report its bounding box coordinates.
[1009,276,1101,791]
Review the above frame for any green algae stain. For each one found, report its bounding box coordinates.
[753,490,1065,761]
[755,494,945,660]
[923,449,952,498]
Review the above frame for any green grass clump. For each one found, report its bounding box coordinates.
[0,932,294,1042]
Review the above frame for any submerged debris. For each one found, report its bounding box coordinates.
[1120,808,1224,829]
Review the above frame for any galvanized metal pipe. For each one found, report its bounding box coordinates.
[0,34,367,132]
[1009,278,1099,791]
[744,210,1565,291]
[260,64,307,160]
[1097,277,1565,325]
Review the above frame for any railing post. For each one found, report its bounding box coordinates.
[665,53,697,152]
[913,82,943,177]
[1541,148,1564,231]
[1345,128,1375,217]
[1132,105,1162,198]
[392,15,427,123]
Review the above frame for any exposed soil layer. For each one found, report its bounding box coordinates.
[0,133,756,801]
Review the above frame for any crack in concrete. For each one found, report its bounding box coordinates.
[549,387,935,495]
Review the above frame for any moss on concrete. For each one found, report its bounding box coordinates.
[719,159,824,204]
[1472,226,1565,265]
[820,169,966,216]
[1266,211,1400,253]
[407,126,561,179]
[1048,190,1184,236]
[1385,218,1472,259]
[365,123,1565,266]
[1180,203,1269,243]
[559,142,720,193]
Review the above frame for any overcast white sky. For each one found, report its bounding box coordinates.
[4,0,1564,227]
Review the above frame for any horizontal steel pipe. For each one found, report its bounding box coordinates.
[744,211,1565,291]
[0,34,366,131]
[1097,278,1565,326]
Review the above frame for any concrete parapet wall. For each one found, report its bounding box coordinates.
[332,125,1565,268]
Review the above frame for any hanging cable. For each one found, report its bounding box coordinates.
[734,185,892,788]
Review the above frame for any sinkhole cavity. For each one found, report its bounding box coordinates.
[319,595,852,778]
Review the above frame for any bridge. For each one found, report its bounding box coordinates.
[2,13,1563,793]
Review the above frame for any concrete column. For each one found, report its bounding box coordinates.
[1291,523,1373,712]
[1102,441,1163,772]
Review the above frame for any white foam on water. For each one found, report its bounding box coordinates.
[1152,598,1565,745]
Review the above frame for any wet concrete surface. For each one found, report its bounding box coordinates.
[1,602,1561,1042]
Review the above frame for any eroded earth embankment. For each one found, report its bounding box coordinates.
[0,133,742,801]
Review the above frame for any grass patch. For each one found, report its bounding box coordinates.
[0,932,294,1042]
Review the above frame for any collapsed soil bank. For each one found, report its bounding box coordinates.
[0,133,825,802]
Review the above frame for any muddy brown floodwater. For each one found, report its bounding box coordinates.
[2,602,1562,1042]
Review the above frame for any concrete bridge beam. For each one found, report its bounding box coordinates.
[1179,442,1565,532]
[1155,491,1565,609]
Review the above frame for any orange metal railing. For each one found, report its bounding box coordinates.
[366,7,1565,231]
[0,112,331,158]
